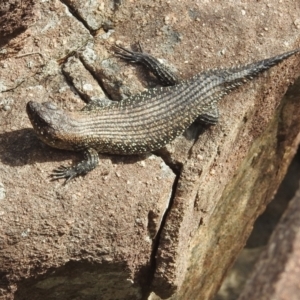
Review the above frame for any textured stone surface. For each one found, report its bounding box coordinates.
[62,56,106,102]
[0,1,176,299]
[238,180,300,300]
[0,0,37,52]
[1,0,300,299]
[214,148,300,300]
[61,0,116,31]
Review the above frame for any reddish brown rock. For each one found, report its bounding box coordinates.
[61,0,116,31]
[239,182,300,300]
[62,56,107,102]
[0,0,37,55]
[1,1,300,299]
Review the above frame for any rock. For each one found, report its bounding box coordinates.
[1,0,300,299]
[239,181,300,300]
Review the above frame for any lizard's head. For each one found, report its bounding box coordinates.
[26,101,76,150]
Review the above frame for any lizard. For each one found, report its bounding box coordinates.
[26,44,300,183]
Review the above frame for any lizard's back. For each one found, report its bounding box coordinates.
[68,72,222,154]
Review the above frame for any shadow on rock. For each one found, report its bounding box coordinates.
[0,128,147,168]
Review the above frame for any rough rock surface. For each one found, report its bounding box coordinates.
[238,180,300,300]
[0,1,176,299]
[214,146,300,300]
[0,0,37,52]
[1,1,300,300]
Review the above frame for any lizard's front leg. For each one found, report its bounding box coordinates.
[51,148,99,184]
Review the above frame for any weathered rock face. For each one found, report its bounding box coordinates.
[1,1,300,300]
[0,0,39,64]
[238,179,300,300]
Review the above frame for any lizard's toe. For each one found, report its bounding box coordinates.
[51,165,78,183]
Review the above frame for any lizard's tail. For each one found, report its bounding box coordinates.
[223,48,300,87]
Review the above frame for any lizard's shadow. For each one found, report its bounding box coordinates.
[0,128,41,167]
[0,128,145,168]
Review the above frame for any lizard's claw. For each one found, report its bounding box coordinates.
[113,43,145,63]
[51,165,78,184]
[113,42,179,86]
[50,148,99,184]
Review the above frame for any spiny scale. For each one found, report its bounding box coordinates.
[26,45,300,182]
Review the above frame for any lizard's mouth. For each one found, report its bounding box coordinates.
[26,101,52,132]
[26,101,61,135]
[26,101,80,151]
[26,101,69,149]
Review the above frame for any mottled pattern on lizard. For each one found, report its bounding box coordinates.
[26,44,300,182]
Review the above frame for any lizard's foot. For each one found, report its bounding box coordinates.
[51,148,99,184]
[114,43,179,86]
[51,165,79,184]
[114,42,145,63]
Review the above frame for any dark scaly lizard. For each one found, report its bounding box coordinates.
[26,44,300,183]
